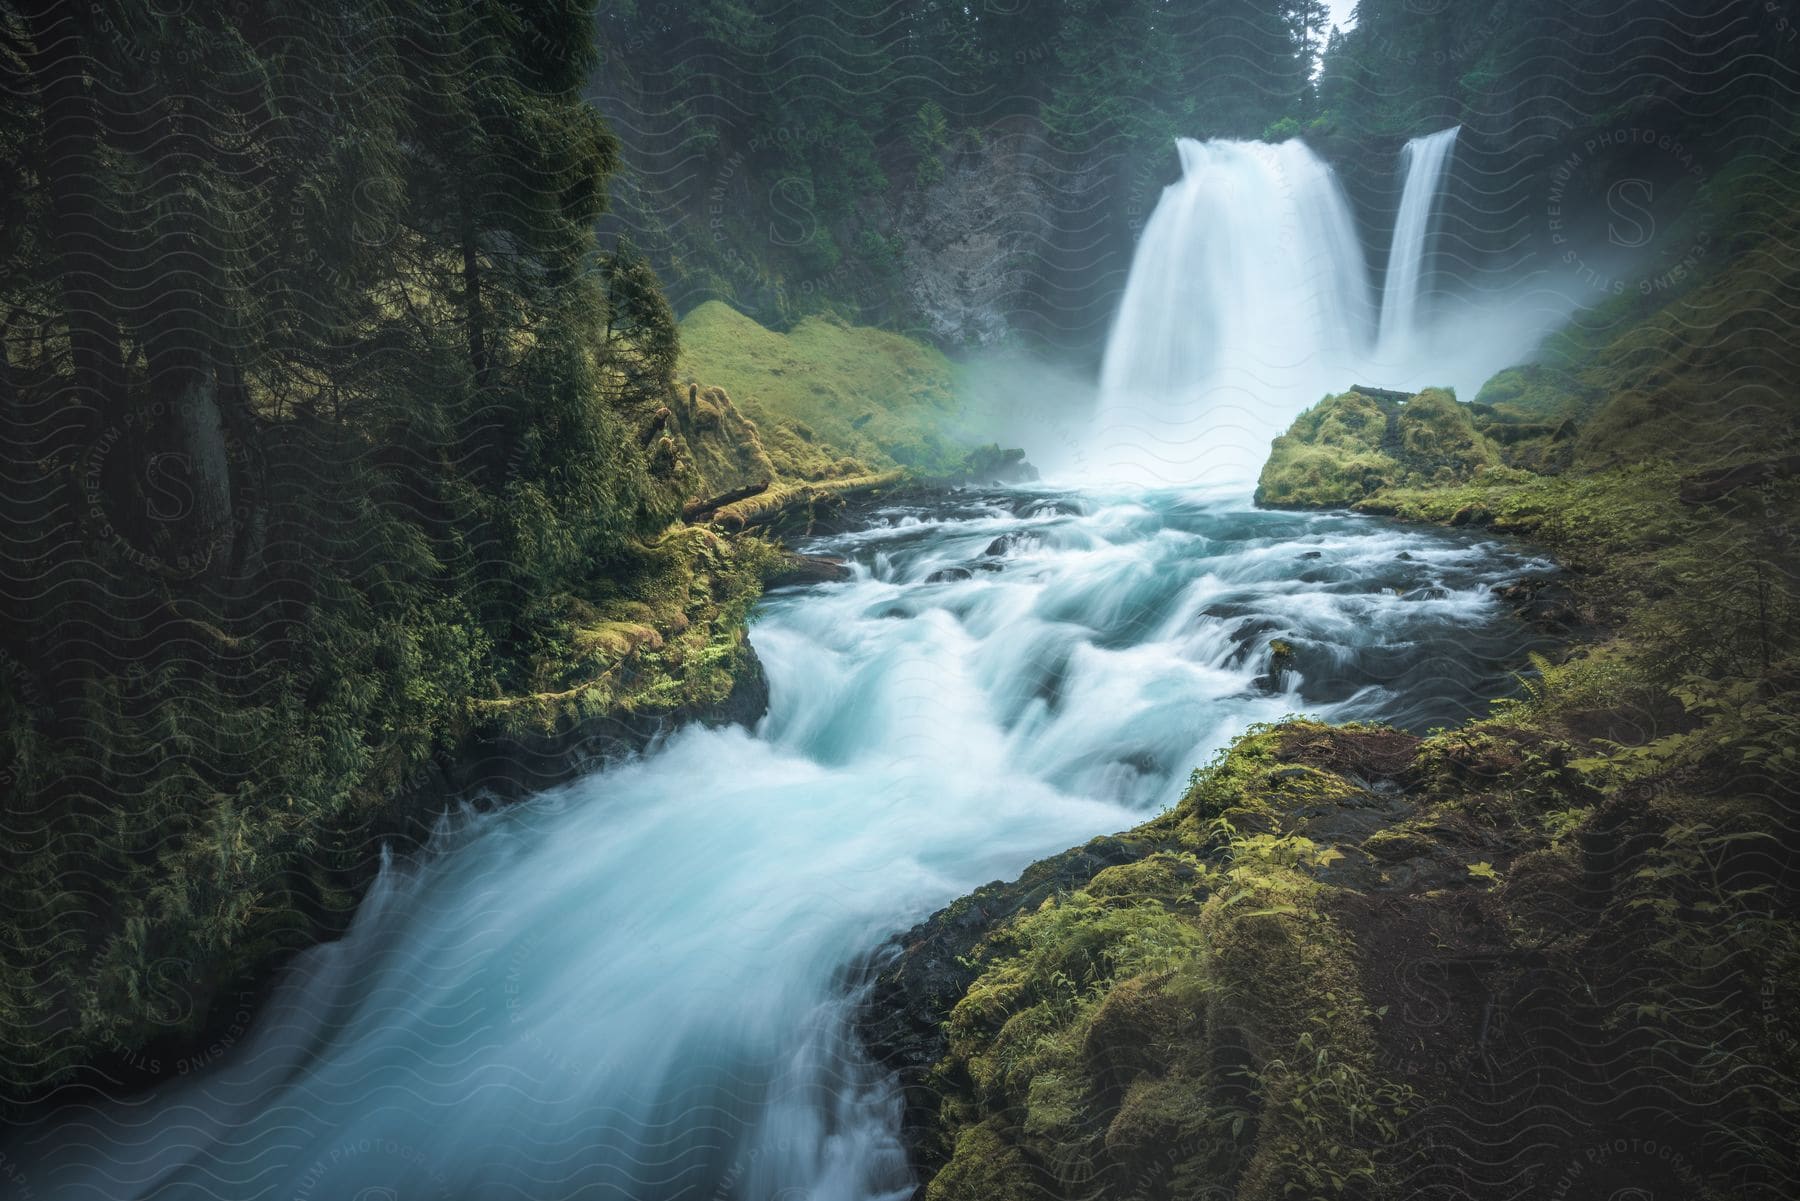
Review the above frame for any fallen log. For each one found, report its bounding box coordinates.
[712,470,905,534]
[765,552,854,589]
[682,480,770,523]
[1348,384,1414,403]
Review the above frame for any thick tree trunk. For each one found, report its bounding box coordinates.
[19,0,123,428]
[166,360,236,572]
[16,2,124,714]
[462,216,489,380]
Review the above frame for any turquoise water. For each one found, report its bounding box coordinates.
[10,486,1551,1200]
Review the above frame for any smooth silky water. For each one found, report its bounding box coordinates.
[1376,127,1461,363]
[1088,126,1549,488]
[13,485,1552,1200]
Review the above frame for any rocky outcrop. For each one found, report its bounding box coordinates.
[858,698,1798,1201]
[855,723,1469,1200]
[1254,386,1502,509]
[952,444,1039,486]
[858,831,1174,1178]
[894,117,1120,351]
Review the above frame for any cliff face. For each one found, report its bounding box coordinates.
[891,119,1124,352]
[589,61,1155,362]
[863,162,1800,1201]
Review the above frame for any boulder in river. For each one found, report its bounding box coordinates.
[1252,637,1298,691]
[765,552,853,589]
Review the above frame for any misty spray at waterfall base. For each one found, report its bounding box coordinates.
[1090,128,1556,486]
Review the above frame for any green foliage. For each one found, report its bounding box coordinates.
[910,101,952,188]
[1262,116,1304,142]
[1317,0,1794,145]
[0,0,771,1099]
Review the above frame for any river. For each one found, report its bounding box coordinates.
[12,483,1551,1200]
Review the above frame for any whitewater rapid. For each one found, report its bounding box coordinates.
[10,486,1552,1200]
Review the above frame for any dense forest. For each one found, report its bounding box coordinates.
[591,0,1796,351]
[1,2,1797,1200]
[0,0,736,1098]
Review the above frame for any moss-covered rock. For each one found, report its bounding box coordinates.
[1253,389,1397,508]
[874,722,1431,1200]
[1254,386,1502,509]
[666,381,780,497]
[925,1119,1042,1201]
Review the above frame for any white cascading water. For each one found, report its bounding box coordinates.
[1092,131,1466,486]
[8,487,1551,1200]
[1094,139,1375,485]
[1376,126,1461,363]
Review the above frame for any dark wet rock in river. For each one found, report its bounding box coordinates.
[1251,637,1298,692]
[1495,573,1584,633]
[857,832,1165,1175]
[925,567,973,583]
[1224,617,1282,667]
[1015,496,1084,518]
[765,552,853,589]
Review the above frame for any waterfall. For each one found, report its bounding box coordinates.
[1094,139,1373,485]
[1092,129,1475,486]
[1376,126,1461,361]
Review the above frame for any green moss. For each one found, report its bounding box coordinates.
[1472,364,1586,417]
[1254,387,1501,508]
[1085,852,1207,901]
[678,300,973,479]
[1396,388,1499,478]
[926,1120,1041,1201]
[666,382,781,497]
[928,722,1416,1200]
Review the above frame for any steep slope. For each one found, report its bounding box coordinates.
[678,300,973,480]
